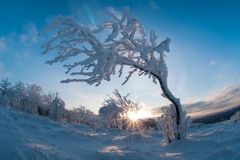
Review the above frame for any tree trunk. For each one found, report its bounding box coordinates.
[120,57,182,140]
[122,114,127,130]
[115,114,119,128]
[156,75,182,140]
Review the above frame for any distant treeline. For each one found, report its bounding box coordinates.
[0,79,158,130]
[0,79,97,126]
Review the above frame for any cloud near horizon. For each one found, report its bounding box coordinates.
[186,84,240,117]
[152,83,240,118]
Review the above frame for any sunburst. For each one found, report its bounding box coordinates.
[127,110,151,122]
[125,109,152,131]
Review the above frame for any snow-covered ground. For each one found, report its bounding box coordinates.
[0,106,240,160]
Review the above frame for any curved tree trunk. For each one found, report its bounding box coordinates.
[120,57,182,140]
[156,75,182,140]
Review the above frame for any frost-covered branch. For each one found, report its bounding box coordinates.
[41,8,170,86]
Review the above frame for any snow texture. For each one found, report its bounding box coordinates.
[1,106,240,160]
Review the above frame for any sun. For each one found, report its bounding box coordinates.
[127,110,152,121]
[128,112,140,121]
[126,109,152,130]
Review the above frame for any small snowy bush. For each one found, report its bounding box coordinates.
[157,105,191,143]
[66,106,97,126]
[99,89,141,130]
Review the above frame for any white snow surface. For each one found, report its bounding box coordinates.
[0,106,240,160]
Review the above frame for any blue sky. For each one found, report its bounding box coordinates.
[0,0,240,113]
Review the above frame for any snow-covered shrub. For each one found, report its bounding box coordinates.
[0,79,101,126]
[230,111,240,122]
[37,93,55,116]
[99,101,122,128]
[49,94,65,122]
[66,106,97,126]
[157,105,191,143]
[9,81,26,109]
[22,84,43,114]
[0,79,14,106]
[0,80,55,116]
[112,90,141,130]
[99,89,141,130]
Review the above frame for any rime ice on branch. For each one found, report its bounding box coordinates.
[41,7,189,142]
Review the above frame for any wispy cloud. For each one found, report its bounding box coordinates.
[19,22,39,47]
[0,22,41,59]
[0,38,6,53]
[0,62,10,78]
[186,83,240,117]
[152,83,240,117]
[150,0,159,10]
[209,60,217,66]
[0,22,46,82]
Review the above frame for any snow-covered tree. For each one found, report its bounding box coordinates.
[105,89,141,130]
[41,8,188,141]
[10,81,26,109]
[99,100,122,128]
[0,79,100,126]
[49,94,65,122]
[98,89,141,129]
[38,93,55,116]
[66,105,97,126]
[1,81,53,116]
[0,80,43,113]
[21,84,43,114]
[0,79,13,106]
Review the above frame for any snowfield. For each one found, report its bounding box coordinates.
[0,106,240,160]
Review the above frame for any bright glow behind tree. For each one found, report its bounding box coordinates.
[127,109,151,121]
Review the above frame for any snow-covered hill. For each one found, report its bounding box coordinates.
[0,106,240,160]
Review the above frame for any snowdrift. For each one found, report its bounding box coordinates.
[0,106,240,160]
